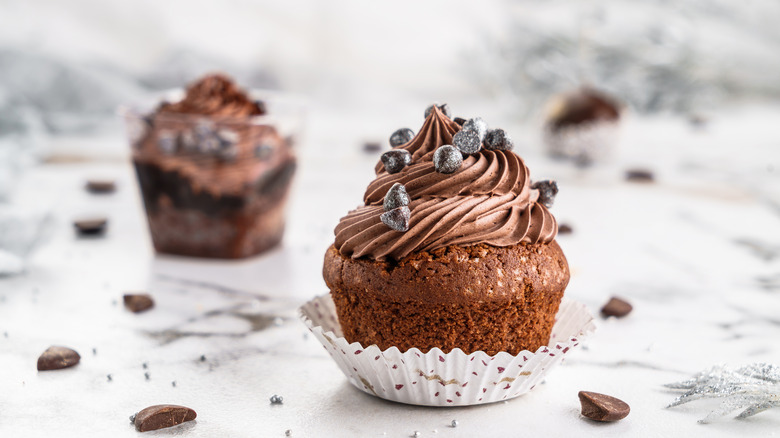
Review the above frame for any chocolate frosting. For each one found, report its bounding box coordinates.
[334,107,558,261]
[158,74,265,117]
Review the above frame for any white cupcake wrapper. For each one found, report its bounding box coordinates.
[299,294,595,406]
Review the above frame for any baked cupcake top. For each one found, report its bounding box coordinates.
[335,105,559,261]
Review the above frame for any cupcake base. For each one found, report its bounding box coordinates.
[300,294,595,406]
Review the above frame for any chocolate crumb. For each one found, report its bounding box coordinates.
[86,179,116,194]
[558,223,573,234]
[144,372,151,381]
[74,218,108,235]
[107,374,112,382]
[601,297,633,318]
[578,391,630,422]
[200,355,207,362]
[133,404,197,432]
[625,169,654,183]
[362,141,382,153]
[123,294,154,313]
[37,346,80,371]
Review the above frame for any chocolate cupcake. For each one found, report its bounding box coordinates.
[124,74,297,258]
[323,106,569,356]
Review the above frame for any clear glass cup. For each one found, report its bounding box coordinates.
[121,91,305,259]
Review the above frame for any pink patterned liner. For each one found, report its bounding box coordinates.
[299,294,595,407]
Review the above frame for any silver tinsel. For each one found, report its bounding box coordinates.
[665,363,780,423]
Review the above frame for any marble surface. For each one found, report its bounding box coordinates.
[1,103,780,437]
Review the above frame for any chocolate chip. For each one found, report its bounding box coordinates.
[578,391,630,422]
[453,129,481,155]
[558,223,573,234]
[123,294,154,313]
[531,180,559,208]
[389,128,415,147]
[484,129,514,151]
[433,145,463,174]
[383,183,410,211]
[37,346,80,371]
[132,404,197,432]
[380,206,411,232]
[74,218,108,235]
[453,117,466,126]
[625,169,654,182]
[462,118,487,141]
[381,150,412,174]
[601,297,632,318]
[424,103,451,119]
[270,394,284,404]
[85,179,116,194]
[362,141,382,153]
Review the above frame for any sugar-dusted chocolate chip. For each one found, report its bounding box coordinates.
[453,117,466,126]
[558,223,573,234]
[463,117,487,141]
[601,297,632,318]
[484,129,514,151]
[270,394,284,404]
[625,168,654,183]
[85,179,116,194]
[453,129,481,155]
[381,150,412,174]
[433,145,463,174]
[383,183,410,211]
[389,128,415,147]
[74,218,108,235]
[424,103,451,119]
[37,346,80,371]
[578,391,630,422]
[123,293,154,313]
[531,180,559,208]
[133,404,197,432]
[380,206,411,232]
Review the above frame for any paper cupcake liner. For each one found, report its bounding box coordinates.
[299,294,595,407]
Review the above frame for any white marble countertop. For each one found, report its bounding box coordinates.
[1,103,780,437]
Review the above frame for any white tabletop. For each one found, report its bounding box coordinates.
[1,103,779,437]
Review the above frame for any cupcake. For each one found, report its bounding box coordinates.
[543,87,622,166]
[323,105,569,356]
[124,74,297,259]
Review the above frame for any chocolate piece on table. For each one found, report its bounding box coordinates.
[85,179,116,194]
[601,297,632,318]
[380,206,411,232]
[557,223,573,234]
[381,150,412,174]
[578,391,630,422]
[123,294,155,313]
[433,145,462,174]
[383,183,410,211]
[362,141,382,153]
[625,169,654,183]
[74,218,108,235]
[37,346,80,371]
[133,405,197,432]
[389,128,415,147]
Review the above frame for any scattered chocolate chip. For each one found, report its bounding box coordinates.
[37,346,80,371]
[433,145,463,174]
[453,117,466,126]
[92,348,97,355]
[380,206,411,232]
[107,374,113,382]
[123,294,154,313]
[578,391,630,422]
[142,362,148,369]
[424,103,451,119]
[453,129,481,155]
[285,430,292,437]
[85,179,116,194]
[362,141,382,153]
[199,355,206,362]
[133,404,197,432]
[625,169,654,183]
[484,129,514,151]
[381,150,412,174]
[601,297,633,318]
[558,223,573,234]
[270,394,284,404]
[171,381,176,387]
[383,183,410,211]
[145,372,151,381]
[463,117,488,141]
[389,128,415,147]
[74,218,108,235]
[531,180,559,208]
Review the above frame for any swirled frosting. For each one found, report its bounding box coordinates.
[158,74,265,117]
[334,107,558,261]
